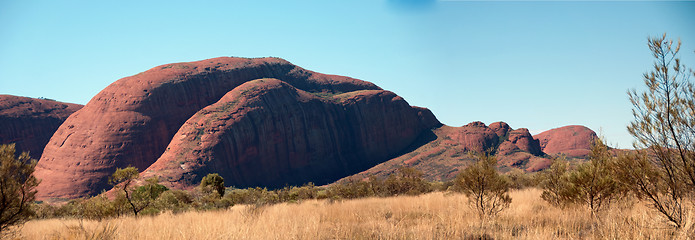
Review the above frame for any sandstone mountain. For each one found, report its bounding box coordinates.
[30,56,600,200]
[141,78,438,190]
[340,121,553,182]
[533,125,597,158]
[34,57,437,199]
[0,95,82,160]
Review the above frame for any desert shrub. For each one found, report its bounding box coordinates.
[111,192,132,217]
[620,33,695,229]
[276,183,319,203]
[193,190,226,210]
[109,168,167,216]
[453,154,511,220]
[155,189,193,214]
[51,200,82,218]
[290,183,319,200]
[381,167,432,196]
[567,139,626,215]
[77,194,117,220]
[541,139,628,215]
[31,202,59,219]
[131,177,169,215]
[200,173,225,197]
[326,167,433,199]
[539,157,574,208]
[505,169,538,189]
[109,167,141,216]
[218,187,279,208]
[0,144,39,234]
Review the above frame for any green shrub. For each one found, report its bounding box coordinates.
[78,194,116,220]
[453,154,511,220]
[200,173,225,197]
[0,144,39,234]
[505,169,538,189]
[539,157,574,208]
[155,189,193,214]
[566,139,626,215]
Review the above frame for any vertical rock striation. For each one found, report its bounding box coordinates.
[143,79,428,189]
[35,57,432,199]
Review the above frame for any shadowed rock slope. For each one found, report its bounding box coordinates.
[35,57,438,199]
[141,79,437,189]
[0,95,82,159]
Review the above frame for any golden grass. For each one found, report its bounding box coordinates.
[14,189,694,240]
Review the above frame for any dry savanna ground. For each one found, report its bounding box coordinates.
[13,189,695,240]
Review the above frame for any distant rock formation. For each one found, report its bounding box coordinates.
[34,57,436,199]
[30,56,601,200]
[533,125,597,158]
[0,95,82,159]
[342,121,550,182]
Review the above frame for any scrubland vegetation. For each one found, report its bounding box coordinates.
[14,189,695,240]
[1,34,694,239]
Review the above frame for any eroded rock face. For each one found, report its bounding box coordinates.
[341,121,548,182]
[0,95,82,159]
[35,57,431,199]
[413,106,442,129]
[489,121,511,137]
[533,125,597,158]
[142,79,427,189]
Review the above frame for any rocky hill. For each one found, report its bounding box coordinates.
[0,95,82,159]
[29,57,600,200]
[141,78,439,190]
[34,57,437,199]
[534,125,597,158]
[339,121,554,182]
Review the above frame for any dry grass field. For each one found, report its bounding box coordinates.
[12,189,694,240]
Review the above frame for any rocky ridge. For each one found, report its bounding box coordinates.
[141,78,438,190]
[533,125,597,158]
[26,57,601,200]
[0,95,82,160]
[340,121,554,182]
[34,57,435,199]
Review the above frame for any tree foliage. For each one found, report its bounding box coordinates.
[617,33,695,228]
[200,173,225,197]
[541,140,627,215]
[109,167,166,216]
[453,154,511,220]
[0,144,39,234]
[568,139,625,215]
[109,167,140,216]
[539,156,574,208]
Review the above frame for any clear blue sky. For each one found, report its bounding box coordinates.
[1,0,694,149]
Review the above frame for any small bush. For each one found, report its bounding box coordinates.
[567,139,626,215]
[77,194,116,220]
[155,189,193,214]
[200,173,225,197]
[453,154,512,220]
[505,169,538,189]
[539,157,574,208]
[0,144,39,234]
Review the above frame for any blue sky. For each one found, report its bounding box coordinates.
[1,0,694,148]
